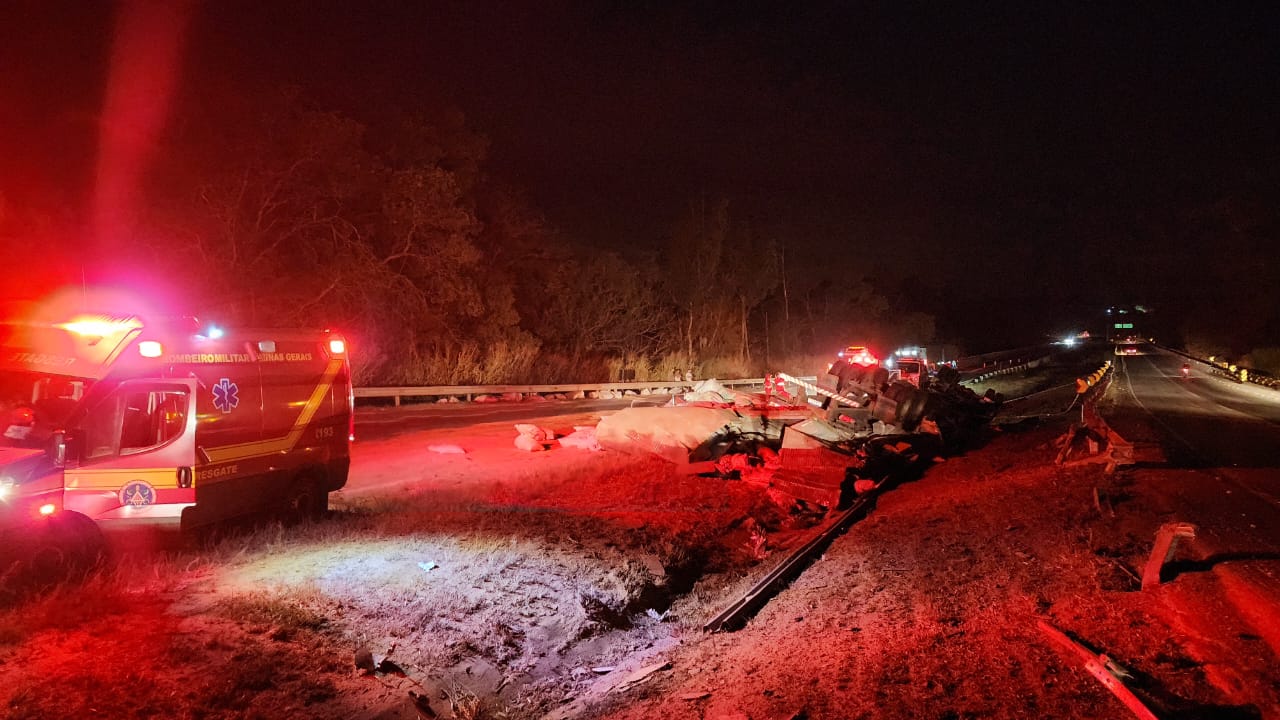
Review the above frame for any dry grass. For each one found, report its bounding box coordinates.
[217,590,331,638]
[0,570,130,644]
[0,434,789,719]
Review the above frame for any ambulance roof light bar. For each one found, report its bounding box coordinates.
[57,315,142,338]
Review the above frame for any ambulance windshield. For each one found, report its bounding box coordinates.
[0,371,91,448]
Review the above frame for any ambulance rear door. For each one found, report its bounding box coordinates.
[257,336,345,467]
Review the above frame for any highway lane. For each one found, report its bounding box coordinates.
[1110,348,1280,476]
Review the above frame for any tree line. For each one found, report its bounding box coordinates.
[3,90,935,385]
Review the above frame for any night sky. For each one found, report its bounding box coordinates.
[3,1,1277,349]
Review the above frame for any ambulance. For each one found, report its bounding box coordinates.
[0,297,353,553]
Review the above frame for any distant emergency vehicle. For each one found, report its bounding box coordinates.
[0,297,353,552]
[887,347,930,388]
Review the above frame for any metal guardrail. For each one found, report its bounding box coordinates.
[359,353,1079,406]
[955,343,1055,372]
[961,355,1052,384]
[356,344,1065,406]
[704,479,884,632]
[1152,344,1280,390]
[354,377,797,405]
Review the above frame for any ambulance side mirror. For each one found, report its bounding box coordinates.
[48,431,67,468]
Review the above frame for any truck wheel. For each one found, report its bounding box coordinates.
[870,368,891,388]
[936,366,959,386]
[899,390,929,432]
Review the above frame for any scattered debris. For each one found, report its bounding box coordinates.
[514,423,555,452]
[427,444,467,455]
[1036,619,1159,720]
[678,378,757,406]
[514,424,554,442]
[514,434,547,452]
[377,657,407,676]
[1142,522,1197,590]
[1053,365,1134,473]
[408,690,438,718]
[596,406,779,464]
[354,647,377,674]
[417,561,438,572]
[612,661,672,693]
[1093,487,1116,518]
[558,425,602,451]
[592,361,1000,510]
[591,666,616,674]
[679,691,711,701]
[356,644,407,678]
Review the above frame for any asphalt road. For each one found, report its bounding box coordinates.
[1109,347,1280,499]
[1105,346,1280,627]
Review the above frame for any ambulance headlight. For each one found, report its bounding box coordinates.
[329,339,346,354]
[138,340,164,358]
[207,325,225,339]
[0,477,13,501]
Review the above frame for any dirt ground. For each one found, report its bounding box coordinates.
[2,362,1278,719]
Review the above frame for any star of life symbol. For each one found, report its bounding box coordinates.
[213,377,239,414]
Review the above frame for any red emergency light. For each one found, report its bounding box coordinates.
[838,346,879,367]
[57,315,141,338]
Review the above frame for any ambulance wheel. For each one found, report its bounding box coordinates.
[42,512,104,570]
[13,513,104,591]
[285,475,328,523]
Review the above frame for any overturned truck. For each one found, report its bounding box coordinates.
[596,360,1003,509]
[790,355,1001,446]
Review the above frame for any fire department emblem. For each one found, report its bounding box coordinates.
[120,481,156,507]
[212,377,239,414]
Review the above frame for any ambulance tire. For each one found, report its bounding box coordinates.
[285,474,328,523]
[11,512,104,593]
